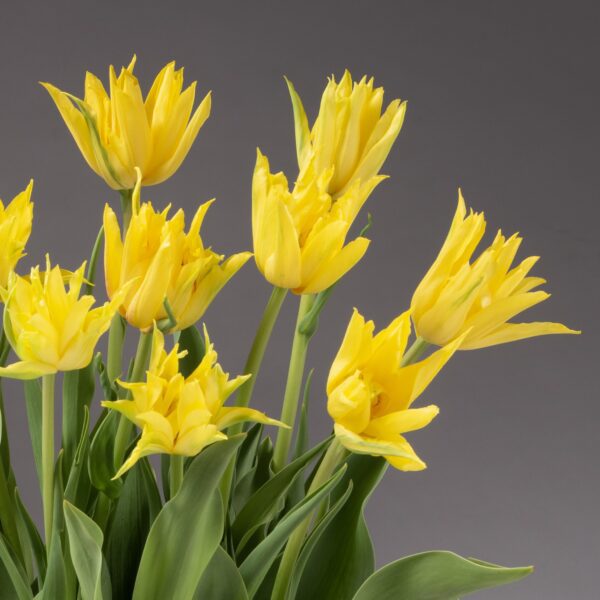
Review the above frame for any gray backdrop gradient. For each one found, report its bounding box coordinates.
[0,1,597,598]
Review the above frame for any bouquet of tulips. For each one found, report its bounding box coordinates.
[0,58,578,600]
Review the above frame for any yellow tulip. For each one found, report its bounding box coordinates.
[0,181,34,289]
[287,70,406,197]
[327,309,463,471]
[104,176,251,332]
[42,56,211,190]
[252,150,379,293]
[0,258,121,379]
[103,327,283,477]
[411,191,580,349]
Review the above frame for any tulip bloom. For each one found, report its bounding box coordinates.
[0,181,34,289]
[104,180,250,332]
[103,327,283,477]
[252,150,380,293]
[327,309,462,470]
[42,56,211,190]
[0,258,121,379]
[287,70,406,197]
[411,192,580,349]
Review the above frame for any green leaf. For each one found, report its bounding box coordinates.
[88,411,122,499]
[62,361,95,476]
[286,372,313,510]
[64,407,92,511]
[232,436,273,517]
[63,501,111,600]
[232,436,331,553]
[0,534,32,600]
[194,546,249,600]
[234,423,263,485]
[178,324,206,378]
[295,454,387,600]
[239,465,346,598]
[0,447,22,570]
[14,489,46,587]
[105,458,161,599]
[24,380,42,494]
[132,436,245,600]
[352,551,533,600]
[284,77,311,166]
[287,482,353,600]
[39,527,67,600]
[0,384,11,480]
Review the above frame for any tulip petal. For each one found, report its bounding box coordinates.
[212,406,286,430]
[146,92,212,185]
[365,405,440,437]
[334,423,425,468]
[0,360,56,380]
[298,236,369,294]
[461,321,580,350]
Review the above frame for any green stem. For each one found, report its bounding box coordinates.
[232,286,288,415]
[219,287,287,510]
[400,336,430,366]
[41,373,56,548]
[113,330,153,469]
[119,188,134,231]
[272,294,315,472]
[272,438,349,599]
[169,455,184,498]
[107,314,126,385]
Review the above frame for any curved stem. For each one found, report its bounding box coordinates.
[41,373,56,548]
[169,455,184,498]
[272,294,315,472]
[272,438,349,599]
[113,330,153,469]
[232,287,287,415]
[400,336,430,366]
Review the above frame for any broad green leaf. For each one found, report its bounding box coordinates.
[286,482,353,600]
[0,534,32,600]
[194,546,249,600]
[295,454,387,600]
[63,501,111,600]
[88,410,122,499]
[105,457,161,599]
[24,380,42,494]
[352,551,533,600]
[132,436,244,600]
[178,324,206,378]
[62,361,95,476]
[232,436,331,553]
[240,465,346,598]
[284,77,311,166]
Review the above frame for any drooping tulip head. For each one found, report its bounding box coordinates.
[411,191,580,349]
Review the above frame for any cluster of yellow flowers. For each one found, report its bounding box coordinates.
[0,57,578,481]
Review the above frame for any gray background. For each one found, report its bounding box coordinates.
[0,1,597,598]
